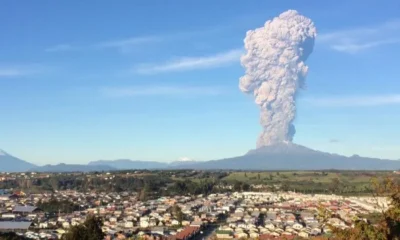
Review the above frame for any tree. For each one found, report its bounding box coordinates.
[61,215,105,240]
[281,182,290,192]
[326,177,400,240]
[38,198,79,214]
[330,178,341,193]
[0,232,26,240]
[172,205,183,226]
[138,183,150,201]
[233,181,250,192]
[242,183,250,191]
[233,181,242,192]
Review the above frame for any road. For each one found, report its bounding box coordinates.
[193,224,219,240]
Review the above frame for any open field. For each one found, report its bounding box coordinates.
[222,171,386,183]
[222,170,400,195]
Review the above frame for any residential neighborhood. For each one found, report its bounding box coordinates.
[0,183,389,239]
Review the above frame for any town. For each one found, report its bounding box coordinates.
[0,170,394,240]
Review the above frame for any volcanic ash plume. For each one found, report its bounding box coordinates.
[239,10,316,148]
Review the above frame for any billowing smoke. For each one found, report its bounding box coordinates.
[239,10,316,148]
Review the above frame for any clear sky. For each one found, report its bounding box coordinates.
[1,0,400,165]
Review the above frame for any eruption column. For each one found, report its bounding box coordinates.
[239,10,316,147]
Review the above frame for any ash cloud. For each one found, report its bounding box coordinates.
[239,10,316,147]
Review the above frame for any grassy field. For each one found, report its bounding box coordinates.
[222,171,399,195]
[223,171,393,183]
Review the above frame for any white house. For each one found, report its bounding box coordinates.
[265,223,275,230]
[293,223,303,230]
[62,222,70,229]
[298,231,309,238]
[140,219,149,228]
[249,232,259,238]
[39,222,48,229]
[171,219,180,226]
[1,214,16,219]
[124,221,133,228]
[235,232,248,238]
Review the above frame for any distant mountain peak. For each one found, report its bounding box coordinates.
[0,149,8,156]
[88,159,169,170]
[0,149,36,172]
[178,157,194,162]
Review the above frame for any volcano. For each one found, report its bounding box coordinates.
[0,149,37,172]
[175,142,400,170]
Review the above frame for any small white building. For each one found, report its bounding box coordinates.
[124,221,134,228]
[39,222,48,229]
[62,222,70,229]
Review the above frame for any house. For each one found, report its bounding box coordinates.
[1,213,16,219]
[190,221,202,227]
[71,220,79,227]
[12,206,42,216]
[249,232,259,238]
[265,212,277,221]
[62,222,70,229]
[0,221,32,233]
[259,233,279,240]
[12,190,26,197]
[151,227,166,235]
[259,228,270,234]
[300,211,314,221]
[327,217,346,227]
[140,219,149,228]
[285,226,294,233]
[235,232,248,239]
[282,231,293,236]
[39,222,48,229]
[0,195,11,201]
[149,218,157,227]
[171,219,180,226]
[264,223,275,230]
[310,227,322,235]
[216,230,233,239]
[156,205,169,213]
[124,221,133,228]
[175,226,200,240]
[0,189,9,195]
[292,222,303,230]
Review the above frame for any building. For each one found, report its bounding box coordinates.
[0,221,32,233]
[13,206,42,216]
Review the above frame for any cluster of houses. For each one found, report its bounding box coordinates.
[0,187,390,240]
[0,189,224,239]
[215,191,389,239]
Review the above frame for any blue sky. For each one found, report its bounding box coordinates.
[1,0,400,165]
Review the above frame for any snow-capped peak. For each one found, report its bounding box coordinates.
[178,157,193,162]
[0,149,7,156]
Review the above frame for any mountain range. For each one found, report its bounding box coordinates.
[174,143,400,170]
[88,159,169,170]
[1,143,400,172]
[30,163,116,172]
[0,150,37,172]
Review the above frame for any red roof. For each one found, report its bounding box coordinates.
[175,226,199,240]
[259,234,296,240]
